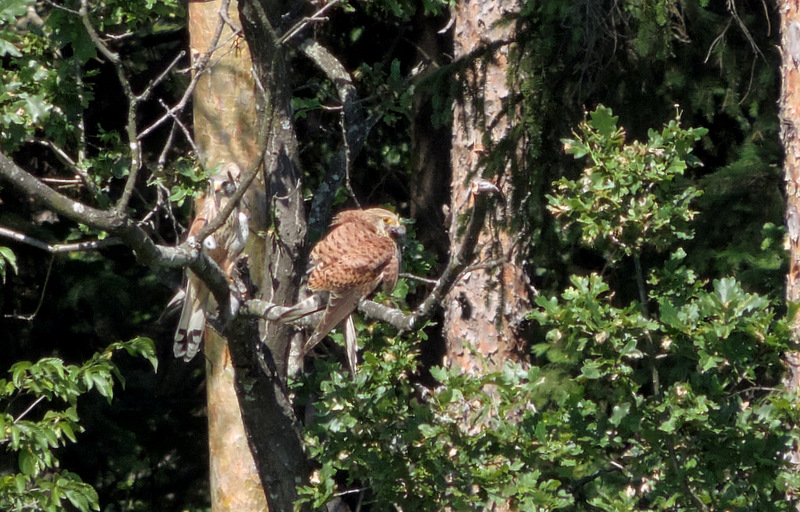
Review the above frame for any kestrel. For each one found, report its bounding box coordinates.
[298,208,405,371]
[173,163,249,362]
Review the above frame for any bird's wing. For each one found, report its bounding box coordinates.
[381,244,401,293]
[173,272,210,362]
[344,314,357,375]
[302,287,362,355]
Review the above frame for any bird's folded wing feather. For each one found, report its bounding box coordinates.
[173,274,210,362]
[303,288,362,355]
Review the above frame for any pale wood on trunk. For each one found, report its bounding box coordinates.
[188,1,267,510]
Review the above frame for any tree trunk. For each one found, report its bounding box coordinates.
[778,0,800,503]
[187,1,268,510]
[233,0,311,510]
[444,0,529,375]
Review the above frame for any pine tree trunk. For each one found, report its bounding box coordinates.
[445,0,529,375]
[778,1,800,503]
[187,1,268,509]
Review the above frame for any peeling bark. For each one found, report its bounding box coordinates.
[445,0,529,375]
[778,0,800,499]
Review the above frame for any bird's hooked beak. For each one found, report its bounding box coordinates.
[387,222,406,241]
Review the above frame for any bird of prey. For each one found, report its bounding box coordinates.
[173,163,249,362]
[297,207,405,372]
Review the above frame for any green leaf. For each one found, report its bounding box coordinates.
[659,299,684,330]
[0,246,17,281]
[609,402,631,426]
[580,361,603,379]
[18,449,36,476]
[588,104,619,139]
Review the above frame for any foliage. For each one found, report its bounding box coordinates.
[298,106,798,510]
[532,105,798,509]
[0,0,183,191]
[0,338,157,512]
[550,106,706,256]
[0,0,793,510]
[296,335,574,511]
[512,0,784,296]
[0,246,18,283]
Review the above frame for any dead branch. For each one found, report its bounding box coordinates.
[296,37,367,233]
[0,225,122,253]
[0,151,233,321]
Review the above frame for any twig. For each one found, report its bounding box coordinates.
[5,256,52,322]
[340,109,360,208]
[156,121,178,171]
[0,225,122,253]
[72,56,93,197]
[704,19,732,64]
[726,0,764,60]
[277,0,342,46]
[137,0,232,141]
[399,272,437,286]
[78,0,141,215]
[41,177,81,185]
[35,140,101,198]
[297,38,367,232]
[13,396,46,423]
[138,51,186,103]
[158,98,201,157]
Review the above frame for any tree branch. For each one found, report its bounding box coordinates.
[0,226,122,253]
[245,180,500,334]
[278,0,342,46]
[296,38,367,234]
[0,151,233,321]
[77,0,141,216]
[137,0,232,142]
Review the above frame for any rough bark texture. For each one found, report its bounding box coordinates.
[187,2,267,510]
[235,0,311,510]
[778,0,800,495]
[444,0,529,374]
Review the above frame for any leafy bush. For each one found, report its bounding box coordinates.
[296,106,798,511]
[0,338,157,512]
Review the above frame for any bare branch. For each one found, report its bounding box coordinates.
[77,0,142,215]
[157,98,201,157]
[138,51,186,103]
[399,272,438,286]
[4,256,52,322]
[34,139,101,198]
[297,38,367,232]
[339,109,360,208]
[249,181,501,336]
[0,225,122,253]
[0,151,233,317]
[136,0,233,141]
[13,396,46,423]
[278,0,342,46]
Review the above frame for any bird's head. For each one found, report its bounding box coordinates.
[211,163,241,198]
[366,208,406,241]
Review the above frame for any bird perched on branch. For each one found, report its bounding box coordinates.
[173,163,249,362]
[286,207,405,372]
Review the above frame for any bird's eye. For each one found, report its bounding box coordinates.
[383,217,392,224]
